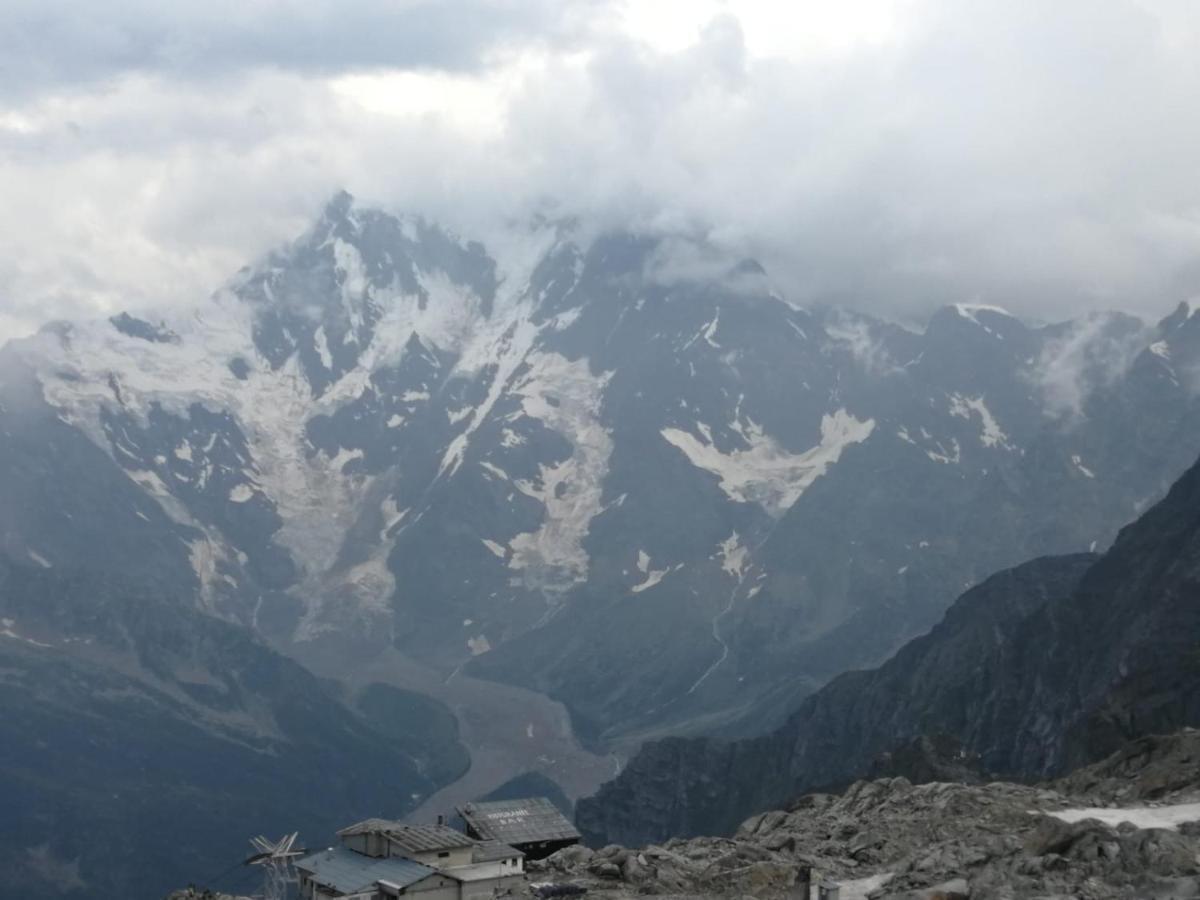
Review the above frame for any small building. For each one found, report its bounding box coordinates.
[297,818,525,900]
[457,798,581,860]
[467,839,526,877]
[343,822,477,869]
[449,841,526,900]
[296,847,459,900]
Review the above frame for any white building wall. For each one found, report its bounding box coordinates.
[408,847,475,868]
[460,874,524,900]
[403,874,461,900]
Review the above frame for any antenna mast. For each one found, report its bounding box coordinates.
[245,832,303,900]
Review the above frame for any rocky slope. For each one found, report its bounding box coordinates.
[0,556,467,900]
[577,445,1200,847]
[7,194,1200,754]
[541,731,1200,900]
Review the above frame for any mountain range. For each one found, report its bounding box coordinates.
[4,193,1200,896]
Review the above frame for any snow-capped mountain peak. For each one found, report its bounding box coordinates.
[7,194,1200,747]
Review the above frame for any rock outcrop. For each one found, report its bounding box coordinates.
[551,744,1200,898]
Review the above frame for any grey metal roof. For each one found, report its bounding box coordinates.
[337,818,406,837]
[471,840,525,863]
[334,820,475,853]
[296,847,437,894]
[458,797,581,845]
[385,824,476,854]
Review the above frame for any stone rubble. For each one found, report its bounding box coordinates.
[533,760,1200,899]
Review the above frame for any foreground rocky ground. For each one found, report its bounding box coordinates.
[532,731,1200,899]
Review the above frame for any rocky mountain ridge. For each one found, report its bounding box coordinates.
[577,440,1200,847]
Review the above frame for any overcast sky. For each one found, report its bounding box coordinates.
[2,0,1200,342]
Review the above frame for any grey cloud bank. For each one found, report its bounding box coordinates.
[2,0,1200,342]
[0,0,594,94]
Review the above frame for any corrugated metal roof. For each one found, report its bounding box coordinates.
[385,824,476,853]
[337,818,405,837]
[471,840,525,863]
[458,797,581,845]
[296,847,437,894]
[334,820,475,853]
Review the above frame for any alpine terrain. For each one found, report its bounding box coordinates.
[5,193,1200,896]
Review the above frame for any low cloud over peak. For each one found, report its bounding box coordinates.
[2,0,1200,342]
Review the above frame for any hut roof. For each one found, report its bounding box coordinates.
[296,847,438,894]
[385,824,477,854]
[458,797,581,846]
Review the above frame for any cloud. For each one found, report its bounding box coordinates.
[822,311,907,377]
[2,0,1200,343]
[1031,311,1151,418]
[0,0,596,97]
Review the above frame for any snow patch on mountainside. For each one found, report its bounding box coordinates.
[26,549,52,568]
[661,409,875,517]
[507,351,613,593]
[1050,803,1200,832]
[313,326,333,370]
[233,352,374,576]
[25,292,377,582]
[953,303,1012,327]
[438,317,540,478]
[0,618,52,649]
[717,532,749,580]
[1072,454,1096,478]
[380,496,408,539]
[926,438,961,465]
[467,635,492,655]
[630,551,676,593]
[702,309,721,349]
[188,534,238,611]
[411,270,492,356]
[948,394,1015,451]
[433,225,563,480]
[229,484,255,503]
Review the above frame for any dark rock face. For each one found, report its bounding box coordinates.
[1053,729,1200,804]
[867,734,985,785]
[108,312,180,344]
[579,450,1200,846]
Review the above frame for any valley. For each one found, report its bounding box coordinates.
[294,639,620,820]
